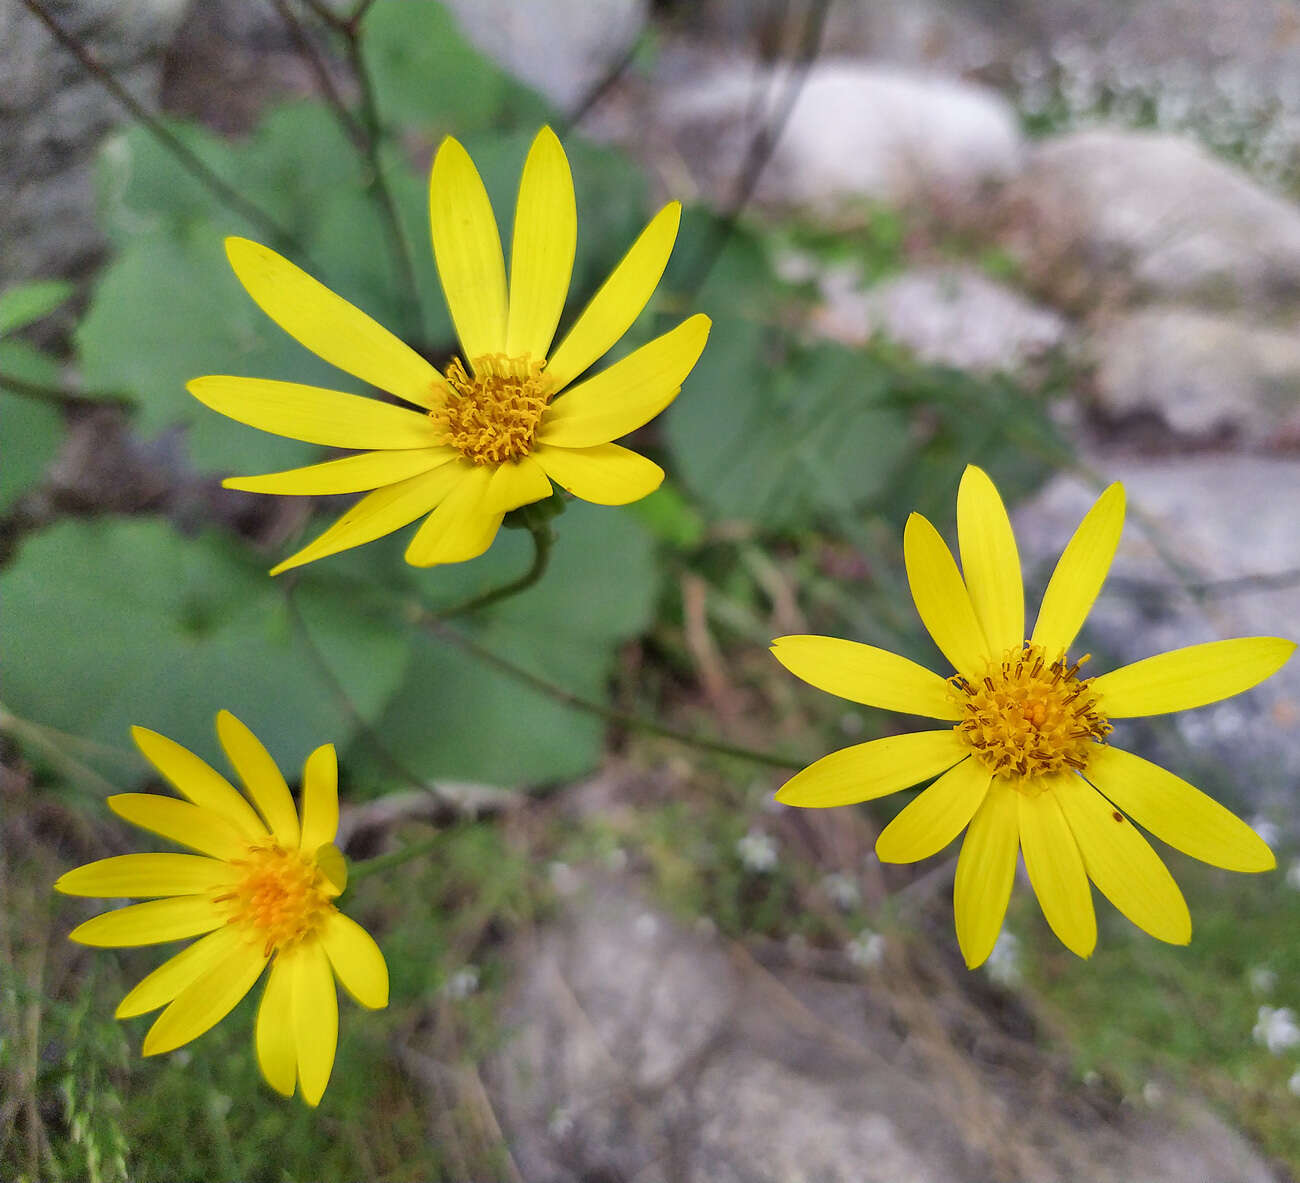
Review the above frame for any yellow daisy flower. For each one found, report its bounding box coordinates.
[187,126,710,573]
[772,465,1294,968]
[55,712,388,1106]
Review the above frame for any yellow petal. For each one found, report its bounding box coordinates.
[875,757,991,863]
[292,940,339,1107]
[225,447,457,496]
[1085,745,1275,872]
[903,513,990,677]
[775,730,967,808]
[1056,780,1191,945]
[315,844,348,896]
[533,442,663,505]
[130,726,266,840]
[545,201,682,392]
[506,126,577,360]
[953,780,1020,969]
[404,462,504,567]
[1091,636,1296,718]
[769,635,959,720]
[188,376,442,450]
[69,897,224,947]
[1030,483,1124,657]
[319,912,389,1009]
[484,454,552,515]
[142,942,268,1056]
[107,794,251,861]
[538,315,711,448]
[223,238,445,409]
[116,925,247,1018]
[256,953,298,1097]
[430,136,508,361]
[56,853,238,899]
[1017,782,1096,958]
[216,711,299,848]
[269,461,465,575]
[299,744,338,854]
[956,465,1023,657]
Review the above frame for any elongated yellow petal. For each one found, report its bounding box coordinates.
[1030,483,1124,657]
[533,442,663,505]
[903,513,990,677]
[538,315,711,448]
[315,844,347,896]
[484,454,552,515]
[217,711,299,848]
[506,126,576,360]
[56,854,238,899]
[256,953,297,1096]
[775,730,967,808]
[769,635,959,720]
[953,780,1020,969]
[875,757,991,863]
[319,912,389,1009]
[116,925,247,1018]
[1018,782,1096,958]
[1091,637,1295,718]
[299,744,338,854]
[545,202,682,391]
[223,238,445,409]
[292,940,339,1107]
[70,897,224,947]
[404,463,503,567]
[1086,745,1275,871]
[1057,780,1191,945]
[957,465,1023,657]
[142,942,268,1056]
[108,794,251,861]
[269,462,465,575]
[430,136,508,361]
[130,726,266,840]
[189,376,442,449]
[225,447,456,496]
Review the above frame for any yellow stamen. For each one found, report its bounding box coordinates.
[220,843,335,953]
[432,353,552,465]
[949,643,1112,784]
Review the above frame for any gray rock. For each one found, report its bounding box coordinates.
[440,0,649,111]
[812,263,1069,373]
[1091,307,1300,444]
[660,59,1023,216]
[1000,129,1300,311]
[485,870,1280,1183]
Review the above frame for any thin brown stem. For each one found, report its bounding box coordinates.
[270,0,368,151]
[0,369,130,410]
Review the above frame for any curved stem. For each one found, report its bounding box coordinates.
[0,370,130,409]
[348,832,443,883]
[436,515,556,620]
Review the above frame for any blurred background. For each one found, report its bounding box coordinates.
[2,0,1299,1179]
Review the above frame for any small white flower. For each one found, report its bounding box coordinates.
[1248,967,1278,997]
[443,966,480,1000]
[737,829,778,873]
[1249,815,1281,849]
[985,931,1022,988]
[1285,858,1300,891]
[847,928,885,969]
[1253,1006,1300,1055]
[633,912,659,942]
[822,871,861,911]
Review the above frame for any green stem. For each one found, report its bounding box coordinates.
[348,832,443,882]
[0,370,130,409]
[436,515,556,619]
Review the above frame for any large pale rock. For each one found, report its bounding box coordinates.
[1001,130,1300,311]
[660,60,1023,215]
[485,871,1279,1183]
[1091,307,1300,444]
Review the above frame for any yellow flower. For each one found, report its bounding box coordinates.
[188,126,710,573]
[772,465,1294,968]
[55,712,388,1106]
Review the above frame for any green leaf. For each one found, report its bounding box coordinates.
[0,280,75,335]
[0,519,409,776]
[0,341,65,510]
[348,502,659,790]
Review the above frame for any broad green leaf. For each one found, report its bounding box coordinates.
[0,280,75,335]
[0,341,65,510]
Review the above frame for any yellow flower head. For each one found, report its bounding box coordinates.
[772,465,1294,968]
[55,712,389,1106]
[188,126,710,573]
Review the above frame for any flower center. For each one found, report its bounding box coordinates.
[432,353,552,465]
[217,844,335,956]
[949,643,1112,782]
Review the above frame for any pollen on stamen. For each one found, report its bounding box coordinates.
[949,642,1112,782]
[431,353,552,466]
[219,843,335,954]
